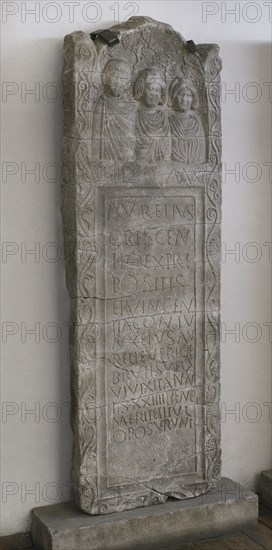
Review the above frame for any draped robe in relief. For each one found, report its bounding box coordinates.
[135,108,171,163]
[170,112,206,164]
[92,96,135,161]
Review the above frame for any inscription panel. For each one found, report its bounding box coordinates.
[96,187,205,487]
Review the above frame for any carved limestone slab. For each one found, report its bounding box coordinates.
[62,16,222,515]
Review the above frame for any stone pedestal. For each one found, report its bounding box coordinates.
[31,478,258,550]
[259,470,272,509]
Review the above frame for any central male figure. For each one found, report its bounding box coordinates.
[134,68,171,163]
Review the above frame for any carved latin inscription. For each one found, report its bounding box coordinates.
[103,189,203,484]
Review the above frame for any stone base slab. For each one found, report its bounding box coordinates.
[259,470,272,509]
[31,478,258,550]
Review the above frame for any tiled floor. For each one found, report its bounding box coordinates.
[5,505,272,550]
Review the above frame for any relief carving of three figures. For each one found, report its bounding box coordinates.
[92,59,206,165]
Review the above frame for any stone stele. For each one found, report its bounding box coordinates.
[62,16,222,515]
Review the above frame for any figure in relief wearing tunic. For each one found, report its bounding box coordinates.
[169,78,206,165]
[134,69,171,163]
[92,59,135,161]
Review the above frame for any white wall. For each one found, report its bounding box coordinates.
[1,0,271,536]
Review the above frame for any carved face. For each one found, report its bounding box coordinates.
[175,86,193,112]
[104,69,130,99]
[143,80,162,108]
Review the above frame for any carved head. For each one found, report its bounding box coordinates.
[169,78,199,112]
[102,59,131,99]
[134,69,167,108]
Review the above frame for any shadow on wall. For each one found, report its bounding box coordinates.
[220,41,272,488]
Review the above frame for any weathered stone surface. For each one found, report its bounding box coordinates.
[62,16,222,515]
[31,479,258,550]
[259,470,272,509]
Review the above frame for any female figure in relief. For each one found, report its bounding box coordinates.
[169,77,206,164]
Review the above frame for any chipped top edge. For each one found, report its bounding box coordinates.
[63,16,220,55]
